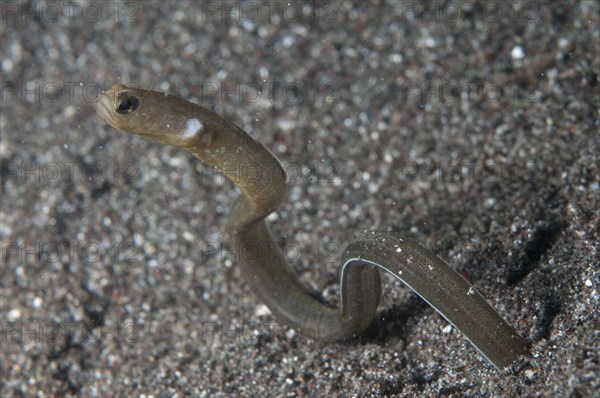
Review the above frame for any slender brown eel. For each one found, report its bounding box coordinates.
[93,83,529,370]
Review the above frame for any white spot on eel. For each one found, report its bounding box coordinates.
[182,118,204,138]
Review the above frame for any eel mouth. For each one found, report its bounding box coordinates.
[92,90,112,120]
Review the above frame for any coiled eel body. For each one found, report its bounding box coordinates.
[93,83,528,369]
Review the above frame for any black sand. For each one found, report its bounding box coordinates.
[1,1,598,396]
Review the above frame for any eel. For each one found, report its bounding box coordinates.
[93,83,529,370]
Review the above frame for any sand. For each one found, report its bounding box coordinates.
[1,1,598,396]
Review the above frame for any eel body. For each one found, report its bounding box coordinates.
[93,83,529,369]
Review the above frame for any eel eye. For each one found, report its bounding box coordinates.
[116,92,140,114]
